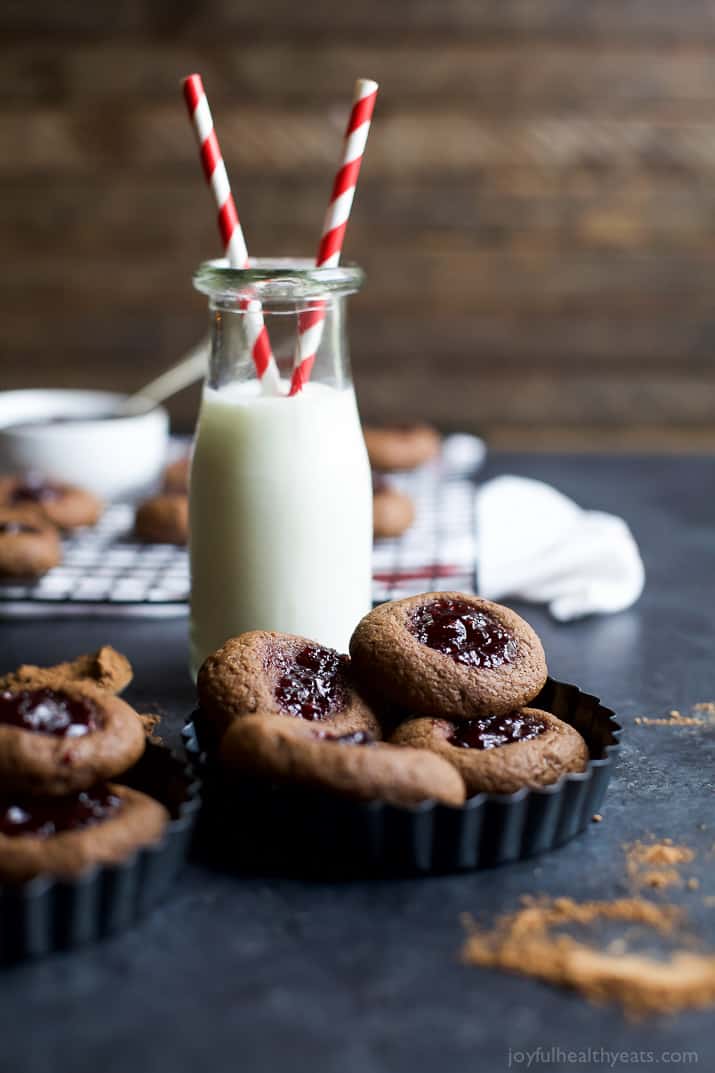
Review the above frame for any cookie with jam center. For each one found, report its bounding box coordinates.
[373,478,415,539]
[134,493,189,545]
[0,783,168,883]
[391,709,588,795]
[0,506,61,578]
[0,474,102,530]
[220,713,465,807]
[197,631,383,747]
[0,646,133,695]
[0,683,146,795]
[363,424,440,471]
[350,592,547,719]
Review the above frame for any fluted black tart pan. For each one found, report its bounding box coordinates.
[0,742,200,964]
[182,677,621,877]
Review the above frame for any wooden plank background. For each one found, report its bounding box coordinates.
[3,0,715,448]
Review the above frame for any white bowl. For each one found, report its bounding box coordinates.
[0,390,170,499]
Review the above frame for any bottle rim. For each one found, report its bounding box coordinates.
[193,258,364,302]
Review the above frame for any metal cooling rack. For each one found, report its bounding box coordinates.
[0,435,484,617]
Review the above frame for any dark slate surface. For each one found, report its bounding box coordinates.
[0,454,713,1073]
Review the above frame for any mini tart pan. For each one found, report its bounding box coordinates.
[0,742,200,964]
[182,677,621,877]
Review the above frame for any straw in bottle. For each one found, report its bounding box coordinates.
[182,74,281,394]
[289,78,379,396]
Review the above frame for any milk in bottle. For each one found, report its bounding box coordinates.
[189,260,372,675]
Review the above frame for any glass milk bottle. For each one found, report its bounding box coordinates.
[189,259,373,674]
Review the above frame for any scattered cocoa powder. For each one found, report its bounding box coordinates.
[635,701,715,727]
[461,896,715,1018]
[625,840,696,890]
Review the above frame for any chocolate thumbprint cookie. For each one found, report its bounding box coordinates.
[373,478,415,539]
[162,455,191,495]
[0,507,61,578]
[392,709,588,795]
[197,631,383,746]
[134,493,189,545]
[350,593,548,719]
[0,784,168,883]
[220,714,465,807]
[0,684,146,795]
[0,474,102,530]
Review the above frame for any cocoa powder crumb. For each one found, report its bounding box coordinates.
[635,701,715,727]
[625,840,695,891]
[461,897,715,1018]
[592,813,603,823]
[636,715,703,727]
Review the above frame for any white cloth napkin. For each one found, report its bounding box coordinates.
[475,476,645,621]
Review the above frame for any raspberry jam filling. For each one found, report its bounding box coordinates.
[314,730,375,746]
[409,598,518,669]
[0,786,121,839]
[271,644,349,720]
[449,711,547,751]
[0,688,102,738]
[0,521,41,536]
[10,476,63,505]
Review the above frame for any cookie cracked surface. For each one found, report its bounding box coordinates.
[0,646,133,695]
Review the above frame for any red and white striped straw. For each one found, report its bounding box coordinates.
[289,78,379,396]
[182,74,281,394]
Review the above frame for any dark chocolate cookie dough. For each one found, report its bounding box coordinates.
[392,708,589,795]
[0,683,146,795]
[0,783,168,883]
[220,713,465,807]
[350,592,547,719]
[197,631,383,746]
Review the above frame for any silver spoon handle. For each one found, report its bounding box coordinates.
[119,337,209,415]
